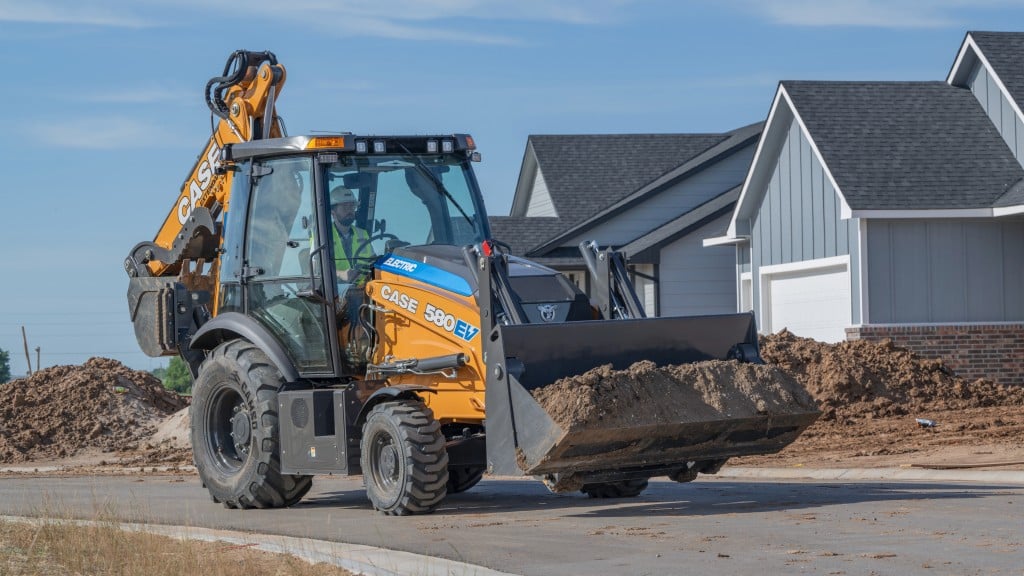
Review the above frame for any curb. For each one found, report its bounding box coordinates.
[717,466,1024,484]
[0,515,518,576]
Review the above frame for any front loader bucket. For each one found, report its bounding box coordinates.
[483,313,819,479]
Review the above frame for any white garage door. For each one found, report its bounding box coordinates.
[763,262,850,343]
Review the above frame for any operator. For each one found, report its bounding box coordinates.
[329,186,375,284]
[329,186,375,338]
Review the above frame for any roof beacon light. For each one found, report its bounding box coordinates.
[373,140,386,153]
[465,136,476,150]
[441,140,454,153]
[355,140,368,154]
[307,136,345,149]
[426,140,439,153]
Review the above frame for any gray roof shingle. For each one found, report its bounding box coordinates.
[529,133,728,225]
[784,81,1024,210]
[487,216,566,256]
[970,31,1024,116]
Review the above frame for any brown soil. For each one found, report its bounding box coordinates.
[3,328,1023,474]
[533,359,818,432]
[734,330,1024,468]
[0,358,188,464]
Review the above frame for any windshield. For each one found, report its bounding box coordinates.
[324,154,487,255]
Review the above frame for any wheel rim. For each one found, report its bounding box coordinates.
[370,430,401,495]
[207,384,248,474]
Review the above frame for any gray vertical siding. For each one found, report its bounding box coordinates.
[660,213,737,317]
[526,169,557,217]
[968,61,1024,168]
[866,219,1024,323]
[752,120,856,267]
[748,118,859,323]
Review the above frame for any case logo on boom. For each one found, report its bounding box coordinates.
[176,143,221,225]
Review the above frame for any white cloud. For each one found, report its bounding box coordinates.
[164,0,637,43]
[76,86,194,105]
[212,0,632,25]
[1,0,641,42]
[30,117,183,149]
[739,0,1021,28]
[0,0,151,27]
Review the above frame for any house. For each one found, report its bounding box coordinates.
[490,123,762,317]
[707,31,1024,386]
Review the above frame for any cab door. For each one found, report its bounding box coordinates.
[242,156,335,375]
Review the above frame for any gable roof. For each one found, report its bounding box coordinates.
[783,81,1024,212]
[528,122,762,256]
[487,216,566,257]
[950,31,1024,117]
[516,133,728,226]
[621,185,741,262]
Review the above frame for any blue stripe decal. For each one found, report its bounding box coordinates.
[375,254,473,297]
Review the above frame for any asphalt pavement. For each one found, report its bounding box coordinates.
[1,467,1022,575]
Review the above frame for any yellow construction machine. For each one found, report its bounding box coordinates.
[125,50,818,515]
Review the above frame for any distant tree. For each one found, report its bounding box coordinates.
[159,356,193,394]
[0,347,9,384]
[150,365,168,381]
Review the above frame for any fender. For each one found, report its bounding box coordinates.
[357,385,436,426]
[189,311,299,381]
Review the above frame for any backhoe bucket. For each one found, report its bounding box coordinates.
[483,313,819,479]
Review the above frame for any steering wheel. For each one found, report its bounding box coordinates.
[346,233,402,278]
[355,232,398,258]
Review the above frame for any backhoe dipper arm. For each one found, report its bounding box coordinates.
[124,50,286,279]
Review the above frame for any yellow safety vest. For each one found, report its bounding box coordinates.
[333,225,374,273]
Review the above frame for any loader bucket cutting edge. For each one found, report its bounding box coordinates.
[483,313,820,477]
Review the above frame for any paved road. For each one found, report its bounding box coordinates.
[1,473,1021,575]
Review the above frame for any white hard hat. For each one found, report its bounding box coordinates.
[330,186,357,206]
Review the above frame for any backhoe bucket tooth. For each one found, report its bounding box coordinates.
[483,313,820,478]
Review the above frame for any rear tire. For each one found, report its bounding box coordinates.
[360,400,449,515]
[580,478,649,498]
[190,339,312,509]
[447,466,485,494]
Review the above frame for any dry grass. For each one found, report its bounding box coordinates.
[0,517,357,576]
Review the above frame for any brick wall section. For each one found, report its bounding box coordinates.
[845,324,1024,387]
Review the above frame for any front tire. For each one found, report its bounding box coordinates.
[190,340,312,509]
[360,400,449,515]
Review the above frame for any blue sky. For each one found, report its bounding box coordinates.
[1,0,1022,375]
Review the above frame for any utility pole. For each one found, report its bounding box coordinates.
[21,326,32,375]
[35,347,40,372]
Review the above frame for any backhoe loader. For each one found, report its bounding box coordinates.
[125,50,819,515]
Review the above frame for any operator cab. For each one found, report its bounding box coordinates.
[218,135,489,379]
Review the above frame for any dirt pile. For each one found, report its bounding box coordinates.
[0,358,188,464]
[532,359,818,432]
[760,330,1024,422]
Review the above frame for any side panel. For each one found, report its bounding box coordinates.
[278,388,362,475]
[867,219,1024,323]
[659,212,737,317]
[366,273,486,425]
